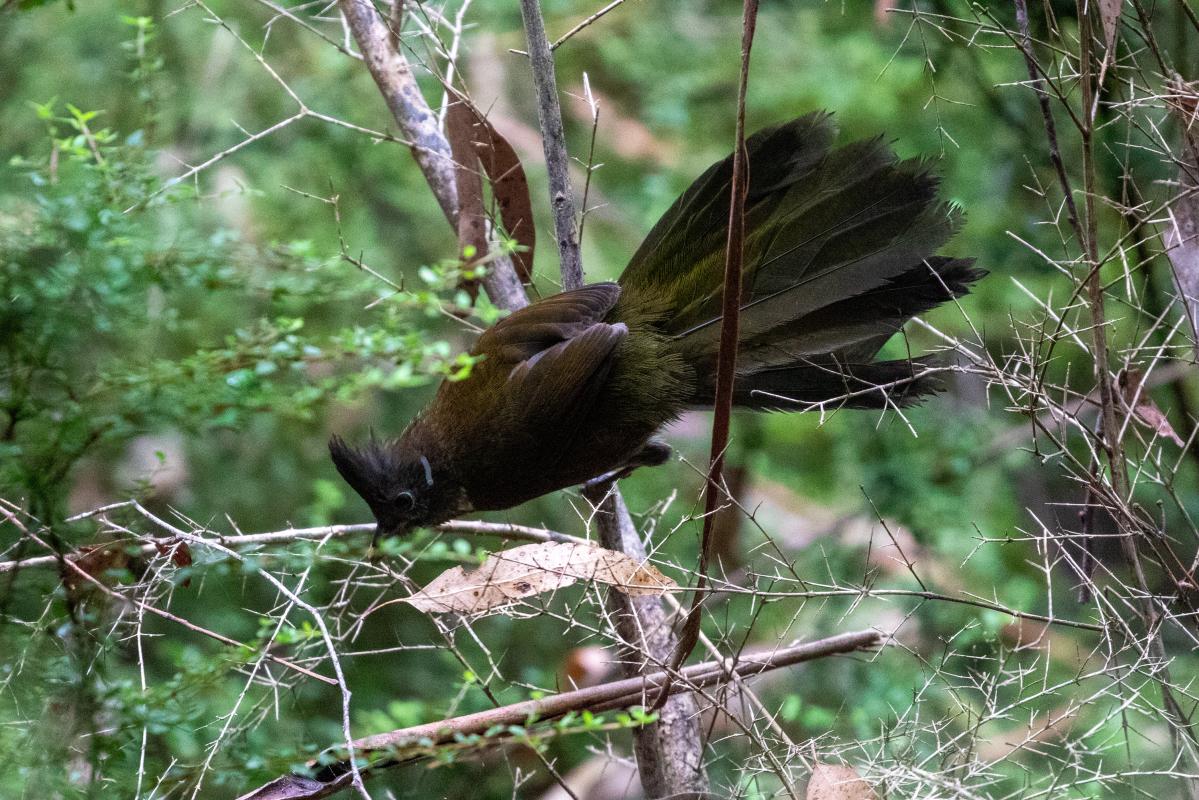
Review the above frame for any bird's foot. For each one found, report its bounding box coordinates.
[582,439,672,497]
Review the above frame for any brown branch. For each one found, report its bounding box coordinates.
[235,630,883,800]
[1013,0,1085,249]
[582,486,708,795]
[518,0,583,289]
[339,0,456,223]
[337,0,528,312]
[662,0,759,699]
[515,0,708,792]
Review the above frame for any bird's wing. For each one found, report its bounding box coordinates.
[469,284,626,473]
[504,320,627,419]
[474,282,622,366]
[497,319,627,480]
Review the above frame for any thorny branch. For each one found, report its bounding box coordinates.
[236,631,882,800]
[517,1,706,794]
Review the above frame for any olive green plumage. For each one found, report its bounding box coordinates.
[330,113,983,537]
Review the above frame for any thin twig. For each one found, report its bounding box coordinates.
[518,0,583,289]
[661,0,759,702]
[0,519,587,575]
[0,506,336,686]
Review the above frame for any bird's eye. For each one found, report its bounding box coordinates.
[390,490,415,511]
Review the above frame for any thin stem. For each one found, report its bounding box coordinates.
[663,0,760,696]
[518,0,583,289]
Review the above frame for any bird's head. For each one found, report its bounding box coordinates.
[328,433,458,539]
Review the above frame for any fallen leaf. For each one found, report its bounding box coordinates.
[405,542,675,615]
[806,763,878,800]
[448,89,536,282]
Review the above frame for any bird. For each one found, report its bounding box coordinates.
[329,112,983,539]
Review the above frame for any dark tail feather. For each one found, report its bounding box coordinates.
[737,257,985,371]
[619,112,981,413]
[727,357,948,411]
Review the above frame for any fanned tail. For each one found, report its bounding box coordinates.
[619,113,982,411]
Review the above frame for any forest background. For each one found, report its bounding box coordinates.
[2,0,1199,797]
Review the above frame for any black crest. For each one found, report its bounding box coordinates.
[328,432,443,537]
[328,432,400,505]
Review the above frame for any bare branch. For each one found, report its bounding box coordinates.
[235,630,883,800]
[518,0,583,289]
[337,0,528,311]
[0,519,588,575]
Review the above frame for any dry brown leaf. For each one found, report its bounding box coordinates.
[153,538,193,588]
[65,542,130,590]
[447,89,536,283]
[404,542,675,615]
[806,763,878,800]
[1099,0,1122,54]
[1119,369,1185,447]
[445,98,487,303]
[1133,400,1186,447]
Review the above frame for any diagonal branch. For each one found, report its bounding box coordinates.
[337,0,527,312]
[235,631,882,800]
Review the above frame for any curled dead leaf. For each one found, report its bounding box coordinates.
[404,541,675,616]
[445,98,487,303]
[447,89,536,283]
[154,538,193,588]
[1119,369,1185,447]
[806,763,878,800]
[64,542,130,590]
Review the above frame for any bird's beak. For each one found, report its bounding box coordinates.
[370,518,410,548]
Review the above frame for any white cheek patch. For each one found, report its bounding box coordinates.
[420,455,434,488]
